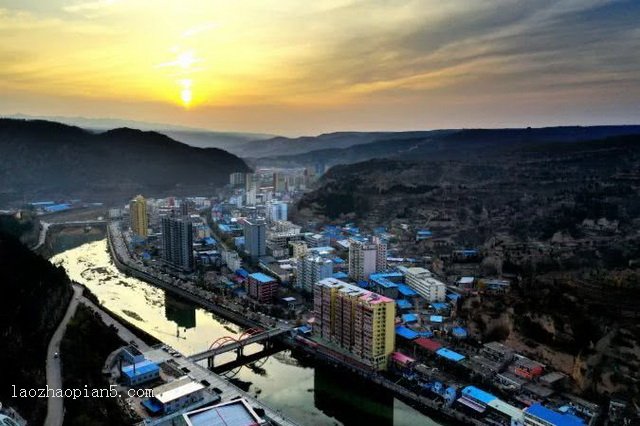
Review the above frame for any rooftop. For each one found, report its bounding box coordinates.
[397,284,418,297]
[402,313,418,323]
[436,348,465,362]
[395,325,419,340]
[121,360,159,378]
[317,278,393,304]
[396,299,412,310]
[488,399,524,420]
[249,272,276,283]
[152,376,205,404]
[525,403,586,426]
[414,337,442,352]
[461,386,497,405]
[182,398,263,426]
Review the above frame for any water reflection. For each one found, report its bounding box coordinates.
[314,364,393,426]
[165,293,197,330]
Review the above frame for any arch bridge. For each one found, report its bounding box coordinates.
[188,327,289,368]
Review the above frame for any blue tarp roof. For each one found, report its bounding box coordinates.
[396,325,419,340]
[142,398,163,414]
[371,272,404,280]
[452,327,467,337]
[396,299,412,309]
[332,272,348,279]
[332,257,345,264]
[447,293,461,301]
[525,404,586,426]
[357,281,369,288]
[402,313,418,323]
[430,315,444,323]
[417,331,434,338]
[436,348,465,362]
[203,237,216,245]
[122,360,159,379]
[296,325,312,334]
[431,302,449,310]
[235,268,249,278]
[44,204,71,212]
[461,386,496,405]
[249,272,276,283]
[397,284,418,297]
[372,276,398,289]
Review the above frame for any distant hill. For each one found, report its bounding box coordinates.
[163,129,275,151]
[257,126,640,167]
[7,114,276,149]
[236,131,450,159]
[0,119,250,205]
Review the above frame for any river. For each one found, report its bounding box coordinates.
[51,238,442,426]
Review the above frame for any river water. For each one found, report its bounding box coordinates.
[51,239,441,426]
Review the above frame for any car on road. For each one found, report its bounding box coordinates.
[53,352,59,358]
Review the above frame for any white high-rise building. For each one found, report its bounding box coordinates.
[402,267,446,302]
[267,201,288,222]
[348,237,387,282]
[297,254,333,292]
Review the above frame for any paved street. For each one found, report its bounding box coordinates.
[44,285,82,426]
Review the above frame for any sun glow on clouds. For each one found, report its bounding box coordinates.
[0,0,638,133]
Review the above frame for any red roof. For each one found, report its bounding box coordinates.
[414,337,442,352]
[391,351,416,365]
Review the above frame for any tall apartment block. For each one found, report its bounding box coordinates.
[161,216,194,272]
[348,236,387,281]
[313,278,395,370]
[229,172,245,187]
[129,194,149,238]
[243,218,266,260]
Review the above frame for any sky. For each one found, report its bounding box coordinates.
[0,0,639,136]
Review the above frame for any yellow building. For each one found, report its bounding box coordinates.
[313,278,395,370]
[129,195,148,237]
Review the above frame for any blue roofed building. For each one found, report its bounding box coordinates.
[436,348,466,362]
[247,272,279,303]
[397,284,418,298]
[235,268,249,279]
[121,360,160,386]
[451,327,468,339]
[429,315,444,323]
[369,272,403,299]
[416,229,433,241]
[43,203,71,213]
[402,313,418,324]
[524,403,586,426]
[396,299,412,310]
[395,325,419,340]
[332,271,349,280]
[457,386,497,413]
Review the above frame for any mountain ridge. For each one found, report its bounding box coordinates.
[0,119,250,205]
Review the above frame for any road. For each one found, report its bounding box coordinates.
[44,285,82,426]
[77,289,150,352]
[32,221,50,251]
